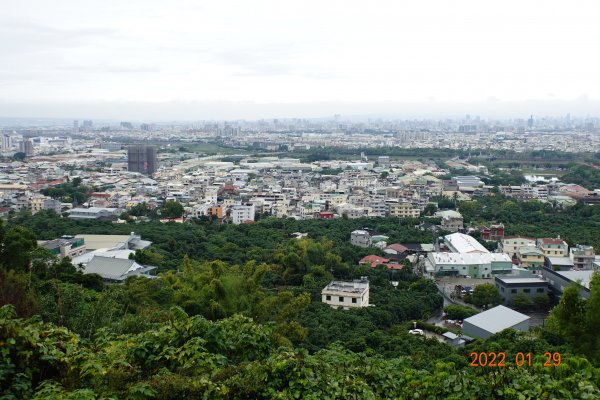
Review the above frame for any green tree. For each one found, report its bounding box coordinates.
[583,272,600,359]
[443,304,478,320]
[422,203,437,216]
[129,202,150,217]
[511,293,533,310]
[546,283,586,343]
[160,200,184,218]
[471,284,501,308]
[533,293,550,309]
[0,225,37,272]
[12,152,26,161]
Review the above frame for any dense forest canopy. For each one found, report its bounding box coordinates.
[1,206,600,398]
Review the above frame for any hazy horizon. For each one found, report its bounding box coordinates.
[1,98,600,123]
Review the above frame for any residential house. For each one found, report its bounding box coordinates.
[569,245,595,270]
[321,278,370,310]
[350,230,371,248]
[480,224,505,241]
[359,255,390,267]
[434,210,463,232]
[383,243,410,259]
[501,236,536,259]
[537,237,568,257]
[516,245,545,270]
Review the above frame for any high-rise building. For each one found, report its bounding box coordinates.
[1,134,11,150]
[73,120,79,132]
[127,145,158,175]
[19,139,34,157]
[82,120,93,131]
[527,115,534,128]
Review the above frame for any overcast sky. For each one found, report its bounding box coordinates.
[1,0,599,120]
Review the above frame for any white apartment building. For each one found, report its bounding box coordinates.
[231,204,255,224]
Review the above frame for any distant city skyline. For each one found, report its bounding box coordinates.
[2,1,599,120]
[1,98,600,123]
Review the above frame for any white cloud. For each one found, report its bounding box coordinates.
[0,0,599,118]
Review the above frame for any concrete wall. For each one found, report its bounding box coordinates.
[463,321,494,339]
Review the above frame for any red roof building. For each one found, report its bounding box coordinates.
[384,243,409,254]
[385,263,404,271]
[359,255,390,266]
[315,211,334,219]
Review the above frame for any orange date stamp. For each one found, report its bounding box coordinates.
[469,351,562,367]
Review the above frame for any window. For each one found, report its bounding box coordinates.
[326,295,331,301]
[339,296,344,302]
[501,287,504,292]
[523,289,530,293]
[352,298,357,304]
[536,288,544,293]
[511,289,517,294]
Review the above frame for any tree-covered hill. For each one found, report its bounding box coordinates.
[2,213,600,398]
[2,305,599,399]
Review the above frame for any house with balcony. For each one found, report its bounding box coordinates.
[536,237,568,257]
[500,236,536,259]
[569,245,595,270]
[516,245,545,271]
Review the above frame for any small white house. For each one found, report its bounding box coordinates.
[322,279,370,310]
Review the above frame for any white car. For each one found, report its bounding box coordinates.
[409,329,424,335]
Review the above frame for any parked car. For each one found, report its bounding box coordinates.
[409,329,424,335]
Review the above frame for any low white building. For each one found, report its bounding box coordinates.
[68,207,120,219]
[322,279,370,310]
